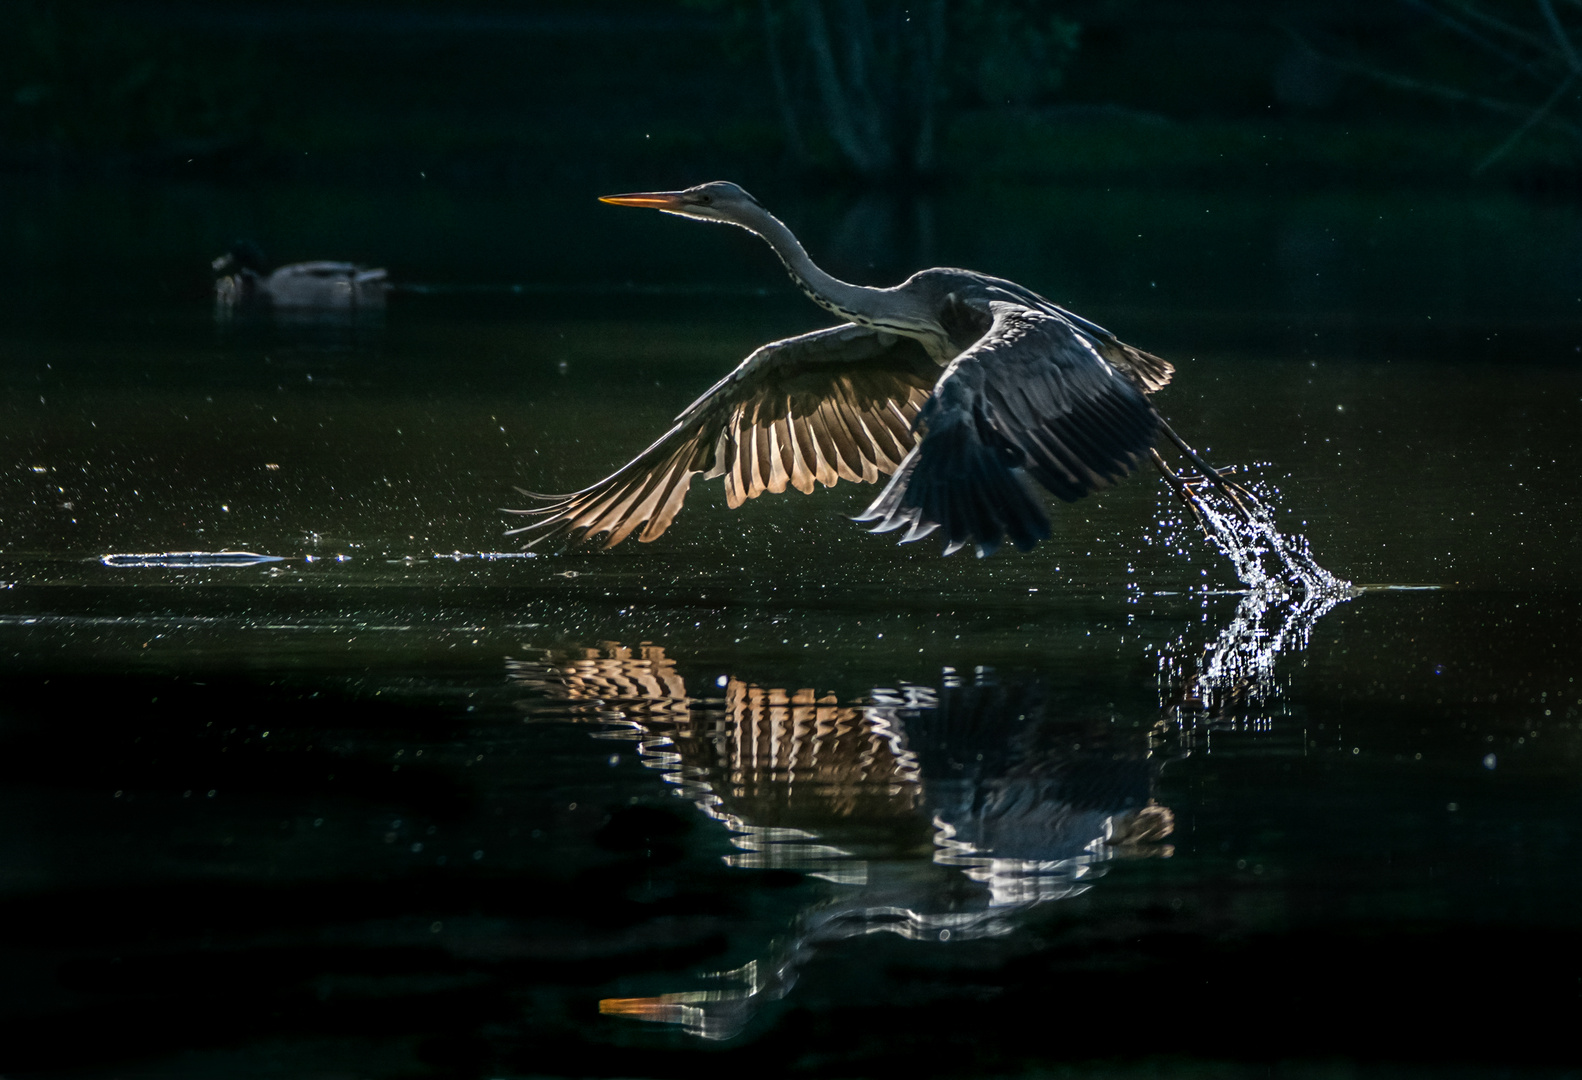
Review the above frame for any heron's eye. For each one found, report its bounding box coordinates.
[697,194,713,205]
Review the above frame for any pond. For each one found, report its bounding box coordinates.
[0,175,1580,1077]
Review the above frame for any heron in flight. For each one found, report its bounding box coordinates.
[508,181,1239,556]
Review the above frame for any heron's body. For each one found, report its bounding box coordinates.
[509,182,1179,557]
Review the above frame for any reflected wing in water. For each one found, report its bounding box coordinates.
[505,324,938,548]
[903,676,1172,908]
[508,646,923,864]
[508,641,692,717]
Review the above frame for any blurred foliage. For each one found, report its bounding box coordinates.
[1287,0,1582,174]
[0,1,278,160]
[686,0,1081,176]
[0,0,1574,188]
[952,0,1080,108]
[689,0,1080,106]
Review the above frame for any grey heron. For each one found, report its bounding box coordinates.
[507,181,1240,557]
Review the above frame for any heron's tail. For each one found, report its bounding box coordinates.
[854,410,1050,557]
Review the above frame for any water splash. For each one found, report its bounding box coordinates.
[1150,466,1355,723]
[1176,473,1349,598]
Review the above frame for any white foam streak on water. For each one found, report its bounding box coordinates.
[101,551,285,568]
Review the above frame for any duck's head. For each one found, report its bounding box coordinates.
[598,181,767,227]
[212,240,268,275]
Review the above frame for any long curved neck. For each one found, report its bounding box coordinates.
[733,204,934,336]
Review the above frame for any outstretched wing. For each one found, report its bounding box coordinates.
[859,300,1159,556]
[507,324,939,549]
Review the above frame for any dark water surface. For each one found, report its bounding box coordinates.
[1,177,1580,1077]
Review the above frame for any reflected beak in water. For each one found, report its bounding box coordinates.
[598,191,688,210]
[600,995,696,1022]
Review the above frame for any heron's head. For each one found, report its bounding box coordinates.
[599,181,766,226]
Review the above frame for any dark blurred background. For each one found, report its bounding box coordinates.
[5,0,1581,189]
[4,0,1582,349]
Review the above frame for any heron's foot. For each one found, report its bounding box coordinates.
[1181,470,1271,526]
[1214,477,1264,521]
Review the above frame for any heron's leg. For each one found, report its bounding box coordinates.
[1156,419,1265,521]
[1150,448,1212,538]
[1151,422,1336,592]
[1157,431,1325,586]
[1154,440,1304,582]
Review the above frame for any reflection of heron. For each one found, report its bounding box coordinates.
[510,644,1174,1039]
[212,241,389,312]
[508,181,1245,557]
[505,578,1344,1037]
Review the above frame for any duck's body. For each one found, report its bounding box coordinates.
[508,182,1180,557]
[213,245,388,311]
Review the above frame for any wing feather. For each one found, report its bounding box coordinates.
[638,468,697,542]
[836,403,884,481]
[787,412,818,494]
[729,419,751,504]
[818,400,867,482]
[765,422,789,494]
[860,406,905,467]
[805,410,843,487]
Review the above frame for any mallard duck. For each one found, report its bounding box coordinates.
[212,241,389,310]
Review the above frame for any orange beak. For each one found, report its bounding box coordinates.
[598,191,687,210]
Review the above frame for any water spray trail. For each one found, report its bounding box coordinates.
[1188,478,1349,599]
[1153,469,1353,721]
